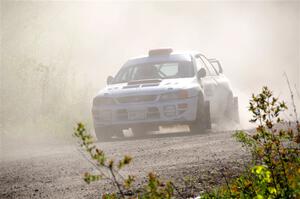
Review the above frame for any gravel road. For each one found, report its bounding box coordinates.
[0,128,250,199]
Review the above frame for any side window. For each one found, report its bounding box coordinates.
[195,57,206,71]
[200,55,218,76]
[209,60,221,74]
[195,56,213,76]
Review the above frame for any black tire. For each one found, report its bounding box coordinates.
[190,99,211,133]
[95,126,123,142]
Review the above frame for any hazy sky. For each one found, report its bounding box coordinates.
[1,1,299,137]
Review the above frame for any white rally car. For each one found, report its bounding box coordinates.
[92,49,239,140]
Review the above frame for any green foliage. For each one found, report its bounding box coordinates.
[233,130,256,150]
[139,172,174,199]
[203,86,300,198]
[74,122,134,198]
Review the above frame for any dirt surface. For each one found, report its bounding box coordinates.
[0,128,250,199]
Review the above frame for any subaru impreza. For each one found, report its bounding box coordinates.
[92,48,239,140]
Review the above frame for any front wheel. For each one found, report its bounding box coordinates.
[189,100,211,133]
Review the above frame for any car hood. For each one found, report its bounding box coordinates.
[95,78,199,98]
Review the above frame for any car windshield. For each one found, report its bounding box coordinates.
[113,61,194,84]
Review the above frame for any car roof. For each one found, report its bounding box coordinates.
[123,50,201,68]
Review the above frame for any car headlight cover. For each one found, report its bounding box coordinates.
[93,97,115,106]
[160,90,189,101]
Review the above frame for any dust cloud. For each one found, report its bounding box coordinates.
[0,1,299,157]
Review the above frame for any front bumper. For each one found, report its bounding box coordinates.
[92,96,198,128]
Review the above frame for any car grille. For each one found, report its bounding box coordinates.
[116,95,157,104]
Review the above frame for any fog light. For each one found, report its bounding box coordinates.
[163,105,176,117]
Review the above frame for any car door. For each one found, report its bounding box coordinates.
[194,55,219,120]
[207,58,233,120]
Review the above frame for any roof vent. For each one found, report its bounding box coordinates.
[148,48,173,56]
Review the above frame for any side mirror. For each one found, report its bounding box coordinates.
[197,68,206,80]
[106,76,114,85]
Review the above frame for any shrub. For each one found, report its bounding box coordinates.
[202,87,300,198]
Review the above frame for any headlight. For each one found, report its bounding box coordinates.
[159,90,189,101]
[93,97,115,106]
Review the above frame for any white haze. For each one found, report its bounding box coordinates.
[0,1,299,149]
